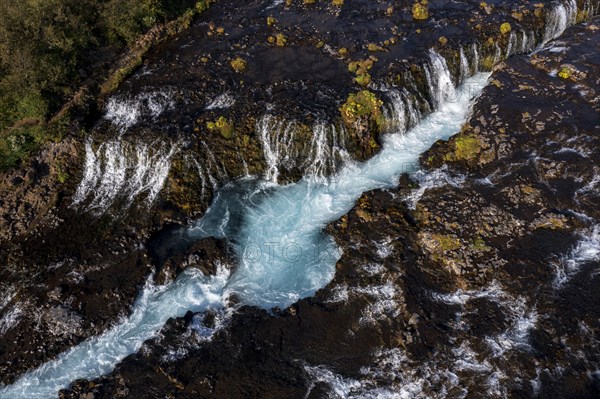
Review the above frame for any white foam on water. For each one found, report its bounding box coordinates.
[355,282,403,325]
[553,225,600,287]
[105,89,174,132]
[303,364,363,398]
[485,300,538,357]
[430,282,505,306]
[403,167,466,209]
[361,262,387,276]
[0,305,22,336]
[374,237,394,259]
[304,357,426,399]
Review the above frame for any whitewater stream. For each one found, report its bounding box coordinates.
[0,45,491,397]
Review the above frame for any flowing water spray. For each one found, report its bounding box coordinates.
[105,89,174,132]
[72,140,177,214]
[0,43,491,396]
[543,0,578,43]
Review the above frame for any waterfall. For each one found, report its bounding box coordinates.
[459,47,470,82]
[190,143,228,200]
[553,225,600,288]
[305,123,349,179]
[105,89,174,132]
[258,115,349,183]
[543,0,578,43]
[382,88,422,135]
[472,43,480,72]
[72,140,177,214]
[257,115,299,183]
[506,32,517,57]
[424,49,457,108]
[520,31,537,53]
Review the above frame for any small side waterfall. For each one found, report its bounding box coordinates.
[472,43,480,73]
[304,123,349,181]
[72,140,177,214]
[381,88,422,135]
[543,0,578,43]
[506,31,517,57]
[520,31,537,54]
[205,92,235,110]
[424,49,457,108]
[459,47,471,83]
[190,142,228,199]
[257,115,299,183]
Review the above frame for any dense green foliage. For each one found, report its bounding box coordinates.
[0,0,200,170]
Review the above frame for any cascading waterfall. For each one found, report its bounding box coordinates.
[472,43,480,73]
[72,140,177,214]
[189,142,229,200]
[506,32,517,57]
[0,44,491,397]
[304,123,349,180]
[543,0,578,43]
[381,87,423,135]
[257,114,299,183]
[459,47,470,83]
[258,115,350,182]
[205,92,235,110]
[425,49,457,108]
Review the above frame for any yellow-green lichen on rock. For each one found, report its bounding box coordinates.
[558,65,573,79]
[412,1,429,20]
[500,22,512,35]
[206,116,234,139]
[348,58,375,87]
[419,231,464,274]
[339,90,384,126]
[445,134,482,161]
[230,57,247,73]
